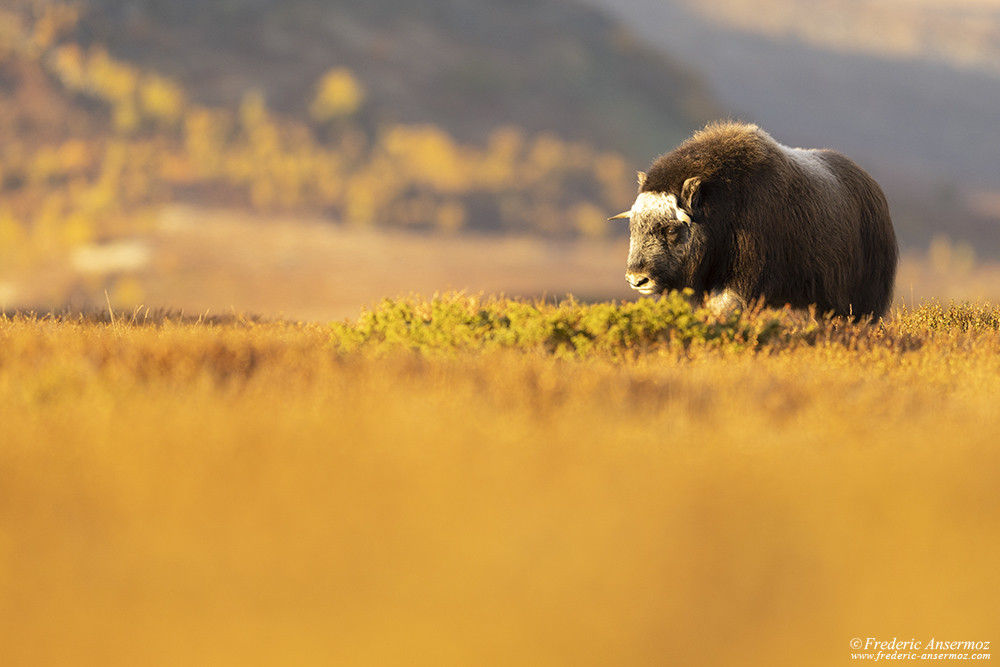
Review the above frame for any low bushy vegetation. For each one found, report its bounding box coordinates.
[330,291,1000,358]
[330,291,781,358]
[2,296,999,666]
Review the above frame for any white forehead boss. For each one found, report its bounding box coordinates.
[610,192,691,223]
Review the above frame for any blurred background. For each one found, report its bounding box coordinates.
[1,0,999,320]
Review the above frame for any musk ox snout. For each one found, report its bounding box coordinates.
[624,270,653,292]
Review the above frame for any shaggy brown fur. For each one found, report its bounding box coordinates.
[618,121,898,319]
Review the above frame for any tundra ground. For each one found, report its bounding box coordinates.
[1,296,997,666]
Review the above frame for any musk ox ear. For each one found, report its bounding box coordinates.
[680,176,703,215]
[636,171,647,192]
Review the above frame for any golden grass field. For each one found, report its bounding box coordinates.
[1,294,998,666]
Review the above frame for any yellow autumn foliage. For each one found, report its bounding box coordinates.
[3,3,637,255]
[309,66,366,121]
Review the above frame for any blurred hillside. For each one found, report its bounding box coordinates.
[579,0,1000,255]
[0,0,716,253]
[81,0,717,158]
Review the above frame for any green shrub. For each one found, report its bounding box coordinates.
[329,291,781,359]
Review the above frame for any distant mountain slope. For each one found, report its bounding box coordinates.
[578,0,1000,255]
[670,0,1000,76]
[78,0,718,161]
[581,0,1000,187]
[0,0,727,255]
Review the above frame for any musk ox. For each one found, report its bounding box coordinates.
[611,121,898,319]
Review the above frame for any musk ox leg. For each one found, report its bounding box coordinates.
[704,289,745,317]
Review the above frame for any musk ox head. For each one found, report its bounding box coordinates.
[610,173,702,296]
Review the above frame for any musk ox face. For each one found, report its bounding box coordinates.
[612,189,696,296]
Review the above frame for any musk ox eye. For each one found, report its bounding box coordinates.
[665,221,690,244]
